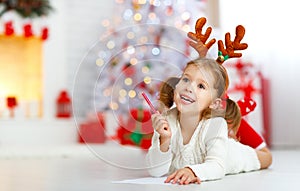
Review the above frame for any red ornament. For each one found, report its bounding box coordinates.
[4,21,14,36]
[23,23,33,38]
[41,27,49,40]
[6,96,17,108]
[122,63,136,77]
[6,96,17,118]
[56,90,72,118]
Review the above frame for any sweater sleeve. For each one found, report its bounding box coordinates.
[188,118,228,181]
[145,130,173,177]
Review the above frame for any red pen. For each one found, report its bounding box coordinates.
[141,92,157,113]
[142,92,168,130]
[142,92,167,130]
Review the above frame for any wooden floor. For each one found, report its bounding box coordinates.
[0,143,299,191]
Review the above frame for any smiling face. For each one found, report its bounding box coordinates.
[174,63,218,116]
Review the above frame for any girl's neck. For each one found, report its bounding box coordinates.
[179,112,201,132]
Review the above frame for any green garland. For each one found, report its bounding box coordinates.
[0,0,53,18]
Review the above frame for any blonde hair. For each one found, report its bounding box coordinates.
[158,58,241,133]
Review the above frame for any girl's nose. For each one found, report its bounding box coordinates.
[186,83,193,93]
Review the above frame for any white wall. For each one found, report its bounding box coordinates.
[219,0,300,147]
[43,0,67,120]
[43,0,114,119]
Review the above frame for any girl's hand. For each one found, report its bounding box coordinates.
[151,113,171,152]
[151,112,171,140]
[165,167,201,185]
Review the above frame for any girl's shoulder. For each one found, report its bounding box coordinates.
[203,117,228,137]
[205,117,227,125]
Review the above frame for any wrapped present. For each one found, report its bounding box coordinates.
[78,113,106,143]
[224,59,270,146]
[117,108,153,149]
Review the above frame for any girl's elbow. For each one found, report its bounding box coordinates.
[256,147,273,169]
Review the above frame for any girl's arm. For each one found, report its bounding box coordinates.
[145,130,173,177]
[146,113,173,177]
[187,118,228,181]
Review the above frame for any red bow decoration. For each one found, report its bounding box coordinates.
[4,21,14,36]
[41,27,49,40]
[237,97,257,116]
[23,23,33,38]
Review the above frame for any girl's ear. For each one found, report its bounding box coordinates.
[209,98,222,110]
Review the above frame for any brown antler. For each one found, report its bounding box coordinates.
[217,25,248,64]
[187,17,216,58]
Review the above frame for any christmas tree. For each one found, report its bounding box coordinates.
[73,0,208,147]
[80,0,207,112]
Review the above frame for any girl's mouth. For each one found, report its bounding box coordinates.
[180,95,195,104]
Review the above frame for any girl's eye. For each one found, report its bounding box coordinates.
[182,77,189,82]
[198,83,205,89]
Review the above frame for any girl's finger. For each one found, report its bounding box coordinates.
[195,177,201,184]
[172,172,183,184]
[165,172,176,183]
[179,175,188,185]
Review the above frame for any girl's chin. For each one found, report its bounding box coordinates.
[177,106,200,115]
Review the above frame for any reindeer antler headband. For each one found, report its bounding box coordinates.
[188,17,248,64]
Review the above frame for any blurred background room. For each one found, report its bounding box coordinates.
[0,0,299,190]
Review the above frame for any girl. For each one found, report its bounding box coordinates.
[158,77,272,169]
[146,58,264,184]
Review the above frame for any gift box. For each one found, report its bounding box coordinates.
[117,108,153,149]
[78,113,106,143]
[224,59,270,145]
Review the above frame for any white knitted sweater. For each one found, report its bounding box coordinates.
[146,108,260,181]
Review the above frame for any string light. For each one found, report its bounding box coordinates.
[130,58,138,65]
[127,31,135,39]
[142,66,149,73]
[148,12,156,20]
[123,9,133,20]
[139,36,148,43]
[151,0,161,7]
[124,78,133,86]
[110,102,119,110]
[182,24,191,33]
[107,40,115,49]
[127,46,135,54]
[152,47,160,55]
[138,0,147,4]
[128,90,137,98]
[133,13,142,21]
[143,76,152,84]
[96,58,104,66]
[119,89,127,97]
[181,11,191,21]
[103,88,111,97]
